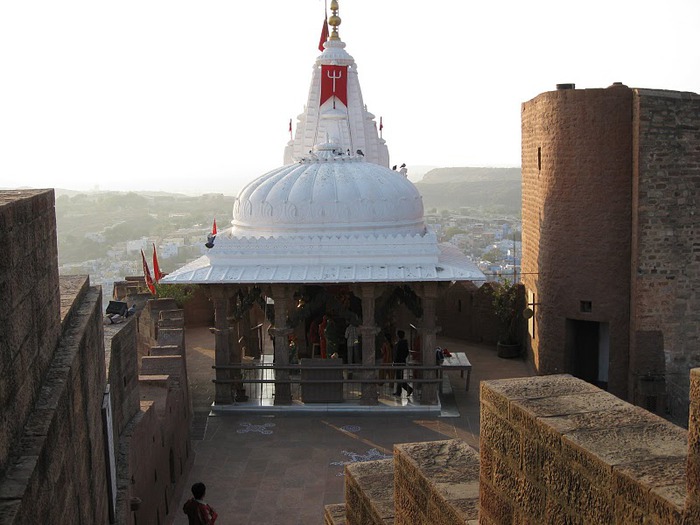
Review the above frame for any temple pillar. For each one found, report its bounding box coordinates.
[227,290,247,401]
[270,284,293,405]
[211,285,233,405]
[358,283,380,405]
[418,282,440,405]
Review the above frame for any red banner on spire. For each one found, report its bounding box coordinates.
[141,249,156,295]
[318,17,329,51]
[152,243,164,283]
[379,116,383,131]
[212,218,217,236]
[320,65,348,107]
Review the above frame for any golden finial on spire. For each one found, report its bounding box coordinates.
[328,0,341,41]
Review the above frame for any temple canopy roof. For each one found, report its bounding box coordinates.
[162,3,484,287]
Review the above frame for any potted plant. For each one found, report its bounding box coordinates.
[492,279,521,358]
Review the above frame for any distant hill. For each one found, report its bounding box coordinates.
[414,167,521,215]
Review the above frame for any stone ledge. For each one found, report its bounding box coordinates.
[59,275,91,332]
[323,503,346,525]
[394,439,479,524]
[345,458,393,525]
[481,374,691,523]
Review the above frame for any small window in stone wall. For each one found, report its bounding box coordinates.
[537,147,542,171]
[580,301,592,313]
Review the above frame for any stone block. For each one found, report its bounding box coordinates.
[613,456,686,513]
[648,483,685,524]
[613,496,646,524]
[482,375,600,408]
[157,328,184,347]
[480,380,510,419]
[563,422,687,487]
[478,478,513,524]
[141,356,184,379]
[479,408,521,468]
[345,459,393,525]
[149,345,181,356]
[510,390,629,433]
[514,470,546,520]
[323,503,346,525]
[543,497,582,525]
[394,440,479,525]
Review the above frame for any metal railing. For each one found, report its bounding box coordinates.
[213,363,443,404]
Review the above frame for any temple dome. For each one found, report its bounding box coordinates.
[232,143,425,237]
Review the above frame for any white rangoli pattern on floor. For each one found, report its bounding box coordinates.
[237,422,276,435]
[330,448,392,476]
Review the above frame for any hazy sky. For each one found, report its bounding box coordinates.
[2,1,699,195]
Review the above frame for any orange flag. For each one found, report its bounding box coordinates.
[152,243,164,282]
[212,219,217,236]
[318,17,329,51]
[141,249,156,295]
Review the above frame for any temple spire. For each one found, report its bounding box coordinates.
[328,0,341,41]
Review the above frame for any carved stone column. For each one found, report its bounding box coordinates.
[227,288,247,402]
[211,285,233,405]
[270,284,293,405]
[358,283,380,405]
[418,282,440,405]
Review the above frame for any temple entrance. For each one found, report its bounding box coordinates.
[565,319,609,389]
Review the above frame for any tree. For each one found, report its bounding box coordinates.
[491,279,519,345]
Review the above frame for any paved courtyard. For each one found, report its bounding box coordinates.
[174,327,534,525]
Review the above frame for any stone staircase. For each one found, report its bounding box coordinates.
[325,439,480,525]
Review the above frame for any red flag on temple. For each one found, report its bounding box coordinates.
[141,249,156,295]
[320,65,348,106]
[212,218,217,236]
[152,243,164,283]
[318,17,329,51]
[379,116,383,131]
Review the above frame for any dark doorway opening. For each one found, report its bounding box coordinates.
[565,319,609,390]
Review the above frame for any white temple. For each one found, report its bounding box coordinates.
[161,1,484,407]
[163,4,483,286]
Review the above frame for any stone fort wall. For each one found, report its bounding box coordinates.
[631,89,700,424]
[0,191,111,523]
[0,190,193,524]
[521,85,633,400]
[328,371,700,524]
[521,86,700,423]
[0,190,62,476]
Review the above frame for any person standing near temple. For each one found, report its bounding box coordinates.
[344,322,360,364]
[379,332,393,384]
[319,315,328,358]
[183,482,218,524]
[392,330,413,397]
[309,317,321,357]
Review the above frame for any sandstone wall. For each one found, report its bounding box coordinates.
[0,276,110,524]
[631,89,700,424]
[0,190,62,475]
[394,439,479,524]
[105,319,141,440]
[114,299,192,524]
[136,298,178,357]
[521,87,633,399]
[436,282,499,344]
[480,374,690,523]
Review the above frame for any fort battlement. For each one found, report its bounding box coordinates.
[330,371,700,523]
